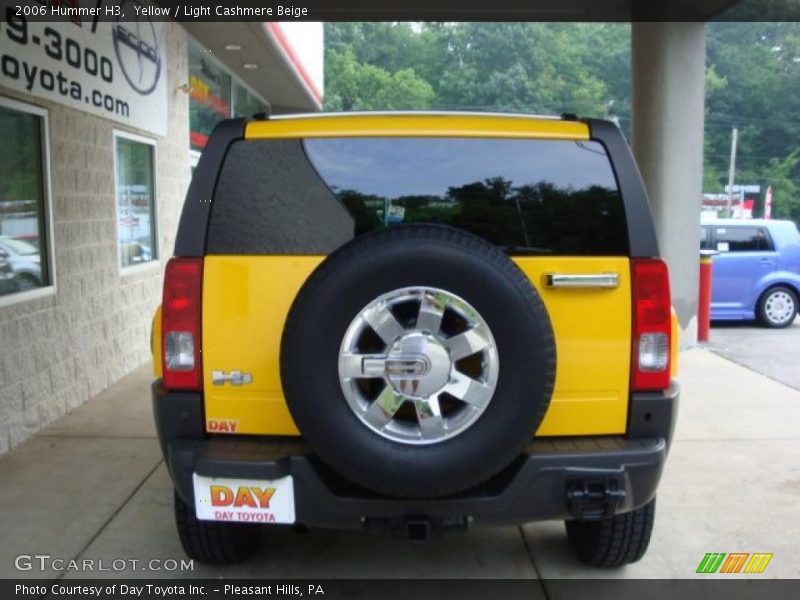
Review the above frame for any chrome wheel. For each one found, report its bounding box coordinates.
[338,287,499,445]
[764,289,796,326]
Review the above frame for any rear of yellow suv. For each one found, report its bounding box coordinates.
[152,113,679,567]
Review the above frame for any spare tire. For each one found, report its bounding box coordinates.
[280,224,556,498]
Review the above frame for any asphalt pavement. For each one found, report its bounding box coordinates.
[706,316,800,391]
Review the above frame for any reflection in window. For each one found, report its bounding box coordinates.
[715,227,770,252]
[188,41,232,151]
[304,137,628,256]
[188,42,268,151]
[0,101,50,297]
[700,226,711,250]
[115,136,157,268]
[233,82,267,118]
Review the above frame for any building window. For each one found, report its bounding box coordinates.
[188,40,268,151]
[0,97,52,300]
[188,41,232,151]
[233,81,267,118]
[114,132,157,270]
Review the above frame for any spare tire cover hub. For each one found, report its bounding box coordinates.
[339,287,499,445]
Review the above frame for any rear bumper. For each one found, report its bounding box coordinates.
[153,381,679,530]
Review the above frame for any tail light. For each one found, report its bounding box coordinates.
[631,258,672,391]
[162,257,203,390]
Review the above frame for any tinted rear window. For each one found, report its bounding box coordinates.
[208,137,628,256]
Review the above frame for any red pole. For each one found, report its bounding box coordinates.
[698,253,714,342]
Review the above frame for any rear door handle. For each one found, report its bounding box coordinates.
[545,273,620,289]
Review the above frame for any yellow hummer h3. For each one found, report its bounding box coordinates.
[151,112,679,566]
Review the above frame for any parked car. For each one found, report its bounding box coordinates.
[0,248,20,296]
[152,113,679,567]
[0,235,42,291]
[119,241,152,267]
[701,218,800,327]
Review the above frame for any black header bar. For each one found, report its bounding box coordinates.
[3,579,800,600]
[2,0,800,23]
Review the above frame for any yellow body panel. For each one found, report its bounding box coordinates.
[201,256,632,437]
[245,114,590,141]
[202,256,324,435]
[516,257,632,436]
[187,114,630,437]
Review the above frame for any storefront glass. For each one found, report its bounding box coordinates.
[115,135,157,269]
[0,101,50,297]
[188,41,268,151]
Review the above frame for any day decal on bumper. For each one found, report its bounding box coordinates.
[192,473,296,524]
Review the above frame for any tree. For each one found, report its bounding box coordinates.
[705,22,800,223]
[324,48,434,111]
[324,22,800,227]
[761,151,800,222]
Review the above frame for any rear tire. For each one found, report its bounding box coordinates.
[757,285,798,328]
[174,491,260,565]
[565,498,656,567]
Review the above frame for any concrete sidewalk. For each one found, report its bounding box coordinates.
[0,349,798,582]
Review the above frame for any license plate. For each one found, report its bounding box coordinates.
[192,473,296,524]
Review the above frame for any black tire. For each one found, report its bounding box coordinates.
[281,224,556,498]
[565,498,656,567]
[174,491,259,565]
[757,285,798,328]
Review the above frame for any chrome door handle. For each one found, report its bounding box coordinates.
[545,273,620,289]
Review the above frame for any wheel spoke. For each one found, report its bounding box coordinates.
[362,303,405,345]
[414,396,447,440]
[444,324,492,361]
[364,385,405,429]
[339,353,388,378]
[442,370,494,410]
[416,292,445,334]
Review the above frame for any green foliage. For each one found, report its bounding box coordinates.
[325,22,800,226]
[0,107,44,201]
[324,23,628,116]
[762,151,800,222]
[324,47,434,111]
[705,22,800,224]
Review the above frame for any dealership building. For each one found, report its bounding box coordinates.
[0,16,323,454]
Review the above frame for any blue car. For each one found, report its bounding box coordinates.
[701,218,800,328]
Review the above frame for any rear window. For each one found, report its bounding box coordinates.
[207,137,628,256]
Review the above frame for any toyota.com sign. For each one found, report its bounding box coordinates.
[0,0,168,135]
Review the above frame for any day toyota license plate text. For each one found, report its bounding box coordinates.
[193,473,296,524]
